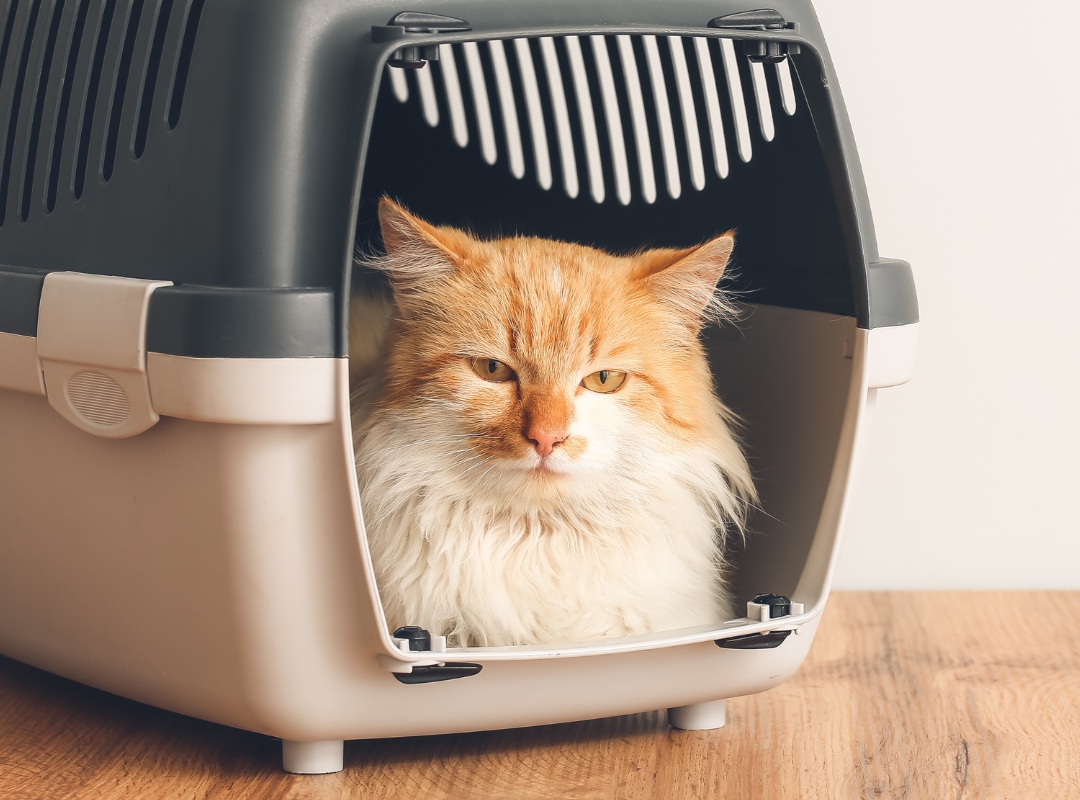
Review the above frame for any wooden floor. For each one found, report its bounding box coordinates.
[2,592,1078,799]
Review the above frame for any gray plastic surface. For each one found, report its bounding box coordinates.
[0,0,918,361]
[0,266,45,336]
[867,259,920,327]
[147,286,336,358]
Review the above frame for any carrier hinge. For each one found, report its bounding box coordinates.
[372,12,472,69]
[379,625,483,684]
[714,593,805,650]
[709,9,801,64]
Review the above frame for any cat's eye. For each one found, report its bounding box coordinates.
[581,370,627,393]
[469,357,515,382]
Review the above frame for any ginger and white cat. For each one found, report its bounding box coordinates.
[350,199,754,647]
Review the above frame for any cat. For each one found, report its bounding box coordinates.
[349,198,755,648]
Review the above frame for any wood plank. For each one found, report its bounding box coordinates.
[1,592,1078,798]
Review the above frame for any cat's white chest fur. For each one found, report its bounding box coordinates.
[354,400,740,647]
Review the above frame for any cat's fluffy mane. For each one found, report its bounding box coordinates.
[350,199,755,647]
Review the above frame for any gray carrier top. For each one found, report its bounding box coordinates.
[0,0,917,357]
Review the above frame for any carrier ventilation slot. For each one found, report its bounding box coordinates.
[386,34,798,206]
[0,0,204,225]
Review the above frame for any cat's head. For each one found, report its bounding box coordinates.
[362,198,750,509]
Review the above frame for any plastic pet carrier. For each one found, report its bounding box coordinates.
[0,0,917,774]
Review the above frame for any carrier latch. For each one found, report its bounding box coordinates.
[373,12,472,69]
[381,625,483,684]
[715,593,805,650]
[709,10,801,64]
[746,592,804,621]
[37,272,171,438]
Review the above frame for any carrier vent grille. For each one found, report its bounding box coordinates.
[0,0,204,225]
[386,35,798,206]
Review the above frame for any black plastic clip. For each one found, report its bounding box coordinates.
[390,625,482,684]
[716,629,792,650]
[372,12,472,69]
[715,592,796,650]
[752,592,792,618]
[393,625,433,651]
[393,663,483,684]
[709,9,801,64]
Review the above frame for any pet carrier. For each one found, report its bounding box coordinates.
[0,0,917,774]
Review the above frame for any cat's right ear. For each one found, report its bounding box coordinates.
[375,198,468,306]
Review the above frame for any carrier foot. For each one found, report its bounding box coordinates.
[667,699,727,730]
[281,739,345,774]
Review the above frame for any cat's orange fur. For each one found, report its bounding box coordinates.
[350,199,755,647]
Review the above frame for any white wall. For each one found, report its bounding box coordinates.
[812,1,1080,588]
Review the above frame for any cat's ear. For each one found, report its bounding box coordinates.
[637,233,735,327]
[375,198,469,303]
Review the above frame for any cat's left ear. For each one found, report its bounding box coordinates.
[638,233,735,327]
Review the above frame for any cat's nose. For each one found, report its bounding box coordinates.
[523,393,571,458]
[527,426,567,458]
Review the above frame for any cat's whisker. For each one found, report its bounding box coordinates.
[426,433,500,442]
[468,461,503,486]
[453,455,494,478]
[410,394,468,407]
[740,497,779,527]
[444,456,489,472]
[379,431,500,447]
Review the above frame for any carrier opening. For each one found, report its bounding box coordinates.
[351,31,858,653]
